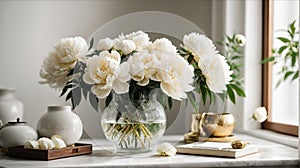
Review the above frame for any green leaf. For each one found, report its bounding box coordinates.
[226,85,235,104]
[168,97,173,110]
[105,93,113,107]
[60,83,73,97]
[207,89,213,104]
[277,45,288,54]
[226,34,232,43]
[291,53,297,67]
[277,37,290,43]
[200,85,207,104]
[284,71,294,81]
[187,92,199,113]
[66,69,74,77]
[71,87,82,110]
[261,56,275,64]
[231,55,242,60]
[89,92,99,112]
[292,71,299,81]
[290,20,296,35]
[275,80,282,89]
[89,38,94,51]
[65,90,72,101]
[230,84,246,97]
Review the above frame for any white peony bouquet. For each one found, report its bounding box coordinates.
[40,31,232,112]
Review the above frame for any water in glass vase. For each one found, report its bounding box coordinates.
[102,120,166,153]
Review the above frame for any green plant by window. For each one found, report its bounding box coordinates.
[262,20,299,88]
[218,33,246,104]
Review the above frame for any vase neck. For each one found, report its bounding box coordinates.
[47,106,71,112]
[0,88,16,99]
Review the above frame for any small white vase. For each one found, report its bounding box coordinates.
[0,88,24,127]
[37,106,83,145]
[0,118,38,147]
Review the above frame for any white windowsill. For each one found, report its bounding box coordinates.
[1,134,298,167]
[243,129,298,148]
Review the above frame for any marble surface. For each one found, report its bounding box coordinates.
[0,134,298,168]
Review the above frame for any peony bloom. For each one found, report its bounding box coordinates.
[157,142,177,156]
[40,36,88,89]
[253,107,268,122]
[127,50,159,86]
[128,39,194,100]
[147,38,177,55]
[83,51,130,99]
[183,33,229,93]
[97,37,115,50]
[154,51,194,100]
[219,54,233,84]
[119,30,150,50]
[235,34,246,47]
[114,39,136,55]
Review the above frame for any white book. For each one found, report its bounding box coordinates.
[176,142,260,158]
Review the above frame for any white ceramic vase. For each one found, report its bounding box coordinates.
[37,106,83,145]
[0,118,38,147]
[0,88,24,127]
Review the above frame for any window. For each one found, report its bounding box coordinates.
[262,0,299,136]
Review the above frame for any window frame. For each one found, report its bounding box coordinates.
[262,0,298,136]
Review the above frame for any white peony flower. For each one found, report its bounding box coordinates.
[83,50,130,99]
[114,39,136,55]
[253,107,268,122]
[40,36,88,90]
[119,30,150,50]
[157,142,177,156]
[235,34,246,47]
[219,54,233,84]
[183,32,229,93]
[97,37,115,50]
[147,38,177,55]
[154,51,194,100]
[127,50,159,86]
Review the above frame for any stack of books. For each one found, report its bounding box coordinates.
[176,142,259,158]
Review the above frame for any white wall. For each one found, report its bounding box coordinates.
[211,0,262,131]
[0,0,213,138]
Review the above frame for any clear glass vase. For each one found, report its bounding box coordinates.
[101,92,167,153]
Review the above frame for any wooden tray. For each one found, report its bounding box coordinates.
[3,143,92,161]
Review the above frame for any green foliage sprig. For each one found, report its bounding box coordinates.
[262,20,299,88]
[218,33,246,104]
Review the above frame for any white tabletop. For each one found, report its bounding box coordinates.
[0,134,298,168]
